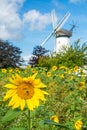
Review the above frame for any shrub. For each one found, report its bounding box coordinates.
[38,39,87,68]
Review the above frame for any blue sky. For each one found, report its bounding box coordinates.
[0,0,87,59]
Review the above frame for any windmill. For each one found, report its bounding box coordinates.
[41,10,72,53]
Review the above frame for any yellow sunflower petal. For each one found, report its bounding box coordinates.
[28,73,37,82]
[23,73,37,84]
[26,99,34,110]
[12,96,25,110]
[8,98,15,107]
[33,79,41,85]
[12,101,20,109]
[34,80,47,88]
[4,90,17,100]
[28,98,40,108]
[33,88,47,101]
[15,74,22,80]
[41,90,49,95]
[20,99,25,110]
[9,78,19,85]
[31,73,37,79]
[8,94,18,106]
[32,99,39,107]
[16,74,23,83]
[5,84,17,89]
[9,74,23,85]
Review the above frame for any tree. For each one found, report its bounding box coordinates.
[29,45,49,66]
[0,40,23,68]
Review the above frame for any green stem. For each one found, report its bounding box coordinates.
[28,109,31,130]
[50,125,52,130]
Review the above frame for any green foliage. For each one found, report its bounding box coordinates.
[32,45,49,56]
[0,66,87,130]
[0,40,23,68]
[38,39,87,68]
[1,109,22,123]
[9,128,26,130]
[29,45,49,66]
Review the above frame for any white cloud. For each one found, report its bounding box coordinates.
[23,10,51,31]
[0,0,25,40]
[0,0,52,41]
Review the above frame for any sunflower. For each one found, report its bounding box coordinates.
[15,68,20,73]
[79,81,85,90]
[47,72,51,77]
[2,68,7,73]
[79,82,85,86]
[59,66,67,70]
[4,73,48,111]
[74,66,79,73]
[60,74,64,79]
[74,120,83,130]
[50,115,59,123]
[9,68,13,73]
[31,69,38,74]
[52,66,57,71]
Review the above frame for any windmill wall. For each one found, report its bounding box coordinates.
[54,36,70,53]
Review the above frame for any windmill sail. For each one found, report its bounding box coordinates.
[41,11,70,46]
[54,12,70,32]
[51,9,57,29]
[41,32,54,46]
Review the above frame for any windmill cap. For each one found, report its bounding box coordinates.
[56,28,72,37]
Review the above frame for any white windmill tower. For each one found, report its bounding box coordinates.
[41,10,72,53]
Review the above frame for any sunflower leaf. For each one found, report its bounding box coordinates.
[1,109,21,123]
[39,120,44,126]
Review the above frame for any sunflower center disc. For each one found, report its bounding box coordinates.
[17,83,34,100]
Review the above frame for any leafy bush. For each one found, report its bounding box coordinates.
[38,39,87,68]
